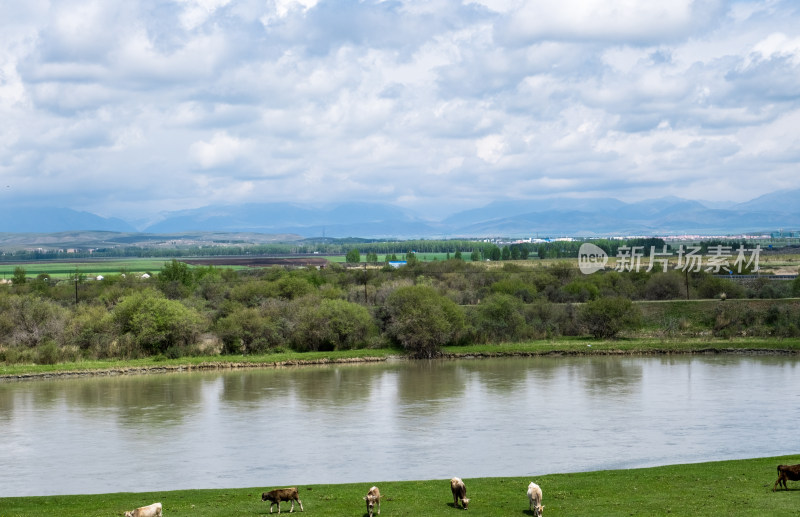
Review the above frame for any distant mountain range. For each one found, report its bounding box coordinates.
[2,189,799,239]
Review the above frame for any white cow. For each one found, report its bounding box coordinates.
[450,477,470,509]
[527,482,543,517]
[124,502,162,517]
[363,486,381,517]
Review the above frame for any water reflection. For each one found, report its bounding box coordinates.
[574,357,643,395]
[0,355,797,497]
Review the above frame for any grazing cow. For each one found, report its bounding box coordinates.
[773,464,800,491]
[363,486,381,517]
[527,482,544,517]
[124,502,162,517]
[450,477,470,510]
[261,487,304,514]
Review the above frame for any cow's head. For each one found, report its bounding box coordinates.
[533,503,544,517]
[461,497,470,509]
[261,492,271,502]
[364,495,376,517]
[124,512,133,517]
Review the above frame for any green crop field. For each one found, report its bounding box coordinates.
[0,258,175,279]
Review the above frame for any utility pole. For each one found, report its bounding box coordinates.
[364,262,368,304]
[685,270,690,300]
[74,277,79,305]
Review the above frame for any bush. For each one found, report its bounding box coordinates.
[383,285,465,358]
[490,278,537,302]
[64,305,115,351]
[3,294,67,348]
[696,275,743,299]
[289,297,376,351]
[643,272,685,300]
[112,290,204,355]
[215,303,286,355]
[472,293,526,342]
[36,339,60,365]
[580,297,641,339]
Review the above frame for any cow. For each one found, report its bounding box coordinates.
[124,502,162,517]
[773,464,800,491]
[363,486,381,517]
[527,482,544,517]
[450,477,470,509]
[261,487,304,514]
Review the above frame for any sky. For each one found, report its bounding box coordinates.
[1,0,799,223]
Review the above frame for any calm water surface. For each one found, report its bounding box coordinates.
[0,355,797,496]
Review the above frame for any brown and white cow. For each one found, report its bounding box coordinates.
[124,502,162,517]
[773,464,800,491]
[363,486,381,517]
[261,487,304,514]
[450,477,470,509]
[527,482,544,517]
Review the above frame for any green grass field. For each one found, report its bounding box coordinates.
[1,456,798,516]
[0,253,478,278]
[0,258,174,279]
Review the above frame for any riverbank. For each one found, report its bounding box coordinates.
[2,336,800,381]
[1,455,798,516]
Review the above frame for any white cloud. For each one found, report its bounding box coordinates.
[750,32,800,64]
[1,0,799,219]
[501,0,718,45]
[190,132,252,169]
[176,0,233,30]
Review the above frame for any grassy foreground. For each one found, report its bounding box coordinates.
[1,456,798,516]
[2,336,800,379]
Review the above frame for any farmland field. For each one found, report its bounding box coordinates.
[0,252,487,280]
[0,258,179,279]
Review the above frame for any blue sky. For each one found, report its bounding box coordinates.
[1,0,799,223]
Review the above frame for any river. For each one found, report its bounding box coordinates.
[0,355,797,496]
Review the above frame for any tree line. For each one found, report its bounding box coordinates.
[1,237,677,261]
[2,258,799,365]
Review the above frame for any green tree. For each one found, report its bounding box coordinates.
[580,297,641,339]
[345,248,361,263]
[158,259,194,298]
[215,303,286,355]
[64,305,116,355]
[11,266,26,285]
[289,297,375,351]
[112,290,203,355]
[383,285,465,358]
[473,293,526,342]
[501,246,511,260]
[31,273,52,295]
[454,250,463,260]
[159,259,193,285]
[793,272,800,297]
[274,275,315,300]
[470,250,481,262]
[366,251,379,263]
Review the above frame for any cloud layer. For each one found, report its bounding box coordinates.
[1,0,799,221]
